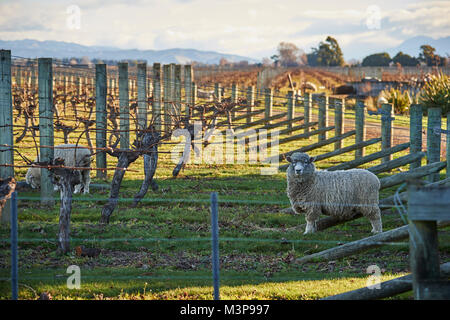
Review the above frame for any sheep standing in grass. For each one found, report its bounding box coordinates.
[286,152,382,234]
[26,144,92,194]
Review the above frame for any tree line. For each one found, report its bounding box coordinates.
[267,37,448,68]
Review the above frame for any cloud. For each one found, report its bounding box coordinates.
[0,0,449,60]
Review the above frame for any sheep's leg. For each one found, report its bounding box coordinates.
[304,219,318,234]
[304,209,320,235]
[369,211,383,234]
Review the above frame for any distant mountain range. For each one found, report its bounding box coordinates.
[0,39,259,64]
[1,36,448,65]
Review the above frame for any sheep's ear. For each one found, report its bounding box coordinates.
[309,156,317,163]
[286,156,292,163]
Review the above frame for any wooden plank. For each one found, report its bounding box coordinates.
[408,187,450,220]
[296,221,450,265]
[380,161,446,190]
[367,152,425,175]
[278,131,356,169]
[327,142,411,171]
[272,125,335,148]
[314,137,382,162]
[322,262,450,300]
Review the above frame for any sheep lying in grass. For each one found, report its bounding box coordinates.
[286,152,382,235]
[26,144,92,194]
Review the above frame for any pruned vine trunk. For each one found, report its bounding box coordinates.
[133,147,159,207]
[101,126,160,223]
[100,152,137,224]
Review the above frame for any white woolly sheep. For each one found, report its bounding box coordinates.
[26,144,92,194]
[286,152,382,234]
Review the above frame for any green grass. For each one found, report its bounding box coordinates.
[1,90,449,300]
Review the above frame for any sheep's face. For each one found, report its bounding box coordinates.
[286,153,316,176]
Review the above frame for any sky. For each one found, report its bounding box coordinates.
[0,0,449,61]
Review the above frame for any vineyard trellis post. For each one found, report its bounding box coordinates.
[184,65,193,117]
[38,57,55,207]
[318,94,328,142]
[118,62,130,150]
[246,86,254,124]
[231,83,238,119]
[355,98,366,159]
[381,103,394,163]
[0,49,14,223]
[427,107,441,182]
[163,64,171,136]
[174,65,182,116]
[410,104,423,170]
[95,63,107,179]
[137,62,147,131]
[265,88,273,125]
[192,82,197,109]
[211,192,220,300]
[214,82,221,103]
[152,63,162,132]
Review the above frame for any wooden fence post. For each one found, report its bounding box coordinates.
[303,92,312,134]
[410,104,423,170]
[265,88,273,124]
[381,103,394,163]
[118,62,130,150]
[408,185,450,299]
[355,99,366,159]
[447,113,450,179]
[334,98,345,150]
[427,107,441,182]
[184,65,193,116]
[192,82,197,108]
[152,63,162,133]
[246,86,254,124]
[318,95,329,142]
[38,58,54,207]
[0,50,14,223]
[287,90,295,131]
[163,64,171,135]
[95,64,107,180]
[231,83,238,120]
[215,83,222,103]
[174,65,182,117]
[137,63,148,131]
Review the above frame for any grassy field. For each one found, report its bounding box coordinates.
[0,83,449,300]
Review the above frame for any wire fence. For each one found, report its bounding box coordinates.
[1,51,450,300]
